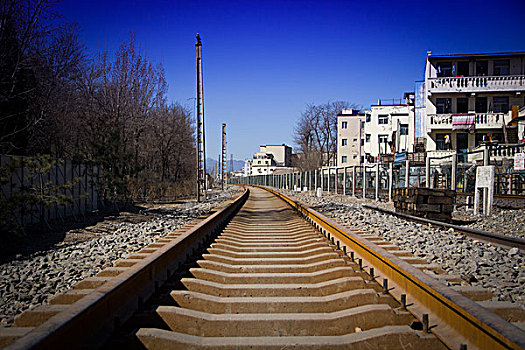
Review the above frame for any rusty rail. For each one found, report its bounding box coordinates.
[3,189,249,349]
[253,185,524,350]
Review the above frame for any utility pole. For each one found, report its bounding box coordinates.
[222,123,227,190]
[195,34,206,202]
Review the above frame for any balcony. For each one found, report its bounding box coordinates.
[427,75,525,93]
[428,113,510,130]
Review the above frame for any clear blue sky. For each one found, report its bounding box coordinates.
[57,0,525,161]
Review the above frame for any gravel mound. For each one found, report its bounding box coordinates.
[0,187,240,326]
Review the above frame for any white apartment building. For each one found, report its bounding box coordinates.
[423,51,525,160]
[363,94,415,162]
[250,151,277,175]
[259,144,292,167]
[337,109,364,166]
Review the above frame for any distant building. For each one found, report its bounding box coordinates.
[259,144,292,167]
[250,151,277,175]
[423,51,525,160]
[243,159,252,176]
[337,109,364,166]
[363,94,415,162]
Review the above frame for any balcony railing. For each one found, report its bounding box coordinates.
[428,75,525,93]
[428,113,510,129]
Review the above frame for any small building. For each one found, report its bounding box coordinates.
[259,144,292,167]
[250,151,277,175]
[337,109,364,166]
[363,94,415,162]
[243,159,252,176]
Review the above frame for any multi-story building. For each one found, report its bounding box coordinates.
[250,151,277,175]
[259,144,292,167]
[423,51,525,159]
[337,109,364,166]
[362,93,415,162]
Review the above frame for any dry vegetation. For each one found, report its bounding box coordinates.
[0,0,196,204]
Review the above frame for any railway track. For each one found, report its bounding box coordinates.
[1,187,524,349]
[362,204,525,250]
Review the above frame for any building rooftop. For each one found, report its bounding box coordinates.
[428,51,525,59]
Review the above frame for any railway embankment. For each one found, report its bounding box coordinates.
[0,187,240,326]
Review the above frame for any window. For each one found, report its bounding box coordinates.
[342,138,348,146]
[341,156,347,163]
[436,133,451,150]
[436,61,452,77]
[491,133,504,142]
[493,60,509,76]
[341,121,348,129]
[365,114,371,122]
[353,155,357,159]
[361,139,364,146]
[365,134,371,142]
[475,61,488,76]
[436,98,452,114]
[353,138,357,142]
[475,97,487,113]
[400,124,408,135]
[475,133,488,146]
[378,135,388,143]
[493,97,509,113]
[457,98,469,113]
[361,121,365,129]
[378,114,388,124]
[378,135,389,154]
[457,61,469,76]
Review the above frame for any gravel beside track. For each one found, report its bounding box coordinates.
[282,190,525,309]
[0,187,240,326]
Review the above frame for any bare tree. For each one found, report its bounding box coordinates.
[293,101,359,170]
[1,2,199,204]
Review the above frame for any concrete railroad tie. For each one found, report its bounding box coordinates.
[136,187,444,349]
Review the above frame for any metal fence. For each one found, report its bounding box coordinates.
[231,143,525,200]
[0,155,100,226]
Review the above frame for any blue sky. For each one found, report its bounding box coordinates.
[58,0,525,160]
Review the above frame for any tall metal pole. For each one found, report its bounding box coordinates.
[222,123,227,190]
[196,34,206,202]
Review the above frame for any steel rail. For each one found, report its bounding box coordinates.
[4,189,249,350]
[250,185,524,350]
[362,204,525,250]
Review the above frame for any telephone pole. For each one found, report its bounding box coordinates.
[222,123,227,190]
[195,34,206,202]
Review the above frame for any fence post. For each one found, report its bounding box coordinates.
[352,166,356,197]
[327,168,330,194]
[314,169,318,194]
[375,164,379,201]
[388,162,393,202]
[334,167,338,195]
[343,167,347,195]
[451,153,457,191]
[425,157,431,188]
[363,164,367,199]
[405,159,410,188]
